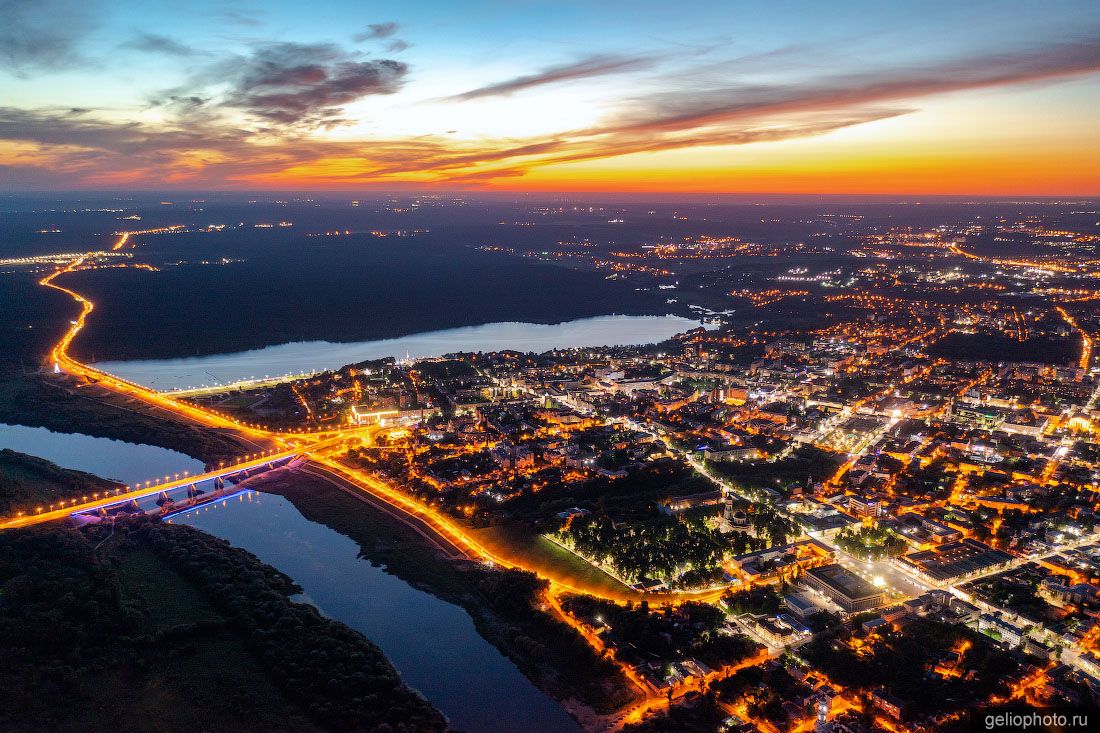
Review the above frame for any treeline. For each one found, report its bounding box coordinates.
[0,527,140,725]
[469,566,637,712]
[0,520,447,732]
[561,595,761,670]
[0,374,244,465]
[136,520,446,732]
[0,448,124,514]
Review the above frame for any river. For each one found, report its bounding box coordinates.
[171,490,582,733]
[0,423,204,485]
[0,423,581,732]
[94,313,703,391]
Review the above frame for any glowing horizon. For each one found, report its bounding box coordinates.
[1,1,1098,195]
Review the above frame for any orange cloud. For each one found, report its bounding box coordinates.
[1,37,1098,193]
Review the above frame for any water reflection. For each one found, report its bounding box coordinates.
[175,490,581,733]
[0,423,204,485]
[96,314,701,390]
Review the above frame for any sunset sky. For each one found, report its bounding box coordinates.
[1,0,1098,194]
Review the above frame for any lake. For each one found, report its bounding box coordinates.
[95,313,703,391]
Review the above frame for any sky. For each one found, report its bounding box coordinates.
[1,0,1098,194]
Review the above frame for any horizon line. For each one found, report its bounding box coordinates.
[2,189,1098,201]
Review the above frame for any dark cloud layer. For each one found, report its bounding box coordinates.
[0,106,245,156]
[201,42,409,127]
[609,38,1100,135]
[445,54,657,101]
[0,105,367,185]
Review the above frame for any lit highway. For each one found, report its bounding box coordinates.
[14,231,1098,731]
[0,448,300,530]
[5,235,694,605]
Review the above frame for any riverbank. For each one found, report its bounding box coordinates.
[0,451,449,732]
[0,517,448,732]
[93,314,700,391]
[0,448,124,515]
[0,372,253,466]
[250,467,641,722]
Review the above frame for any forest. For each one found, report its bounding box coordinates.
[561,595,761,670]
[558,512,729,585]
[0,519,446,732]
[799,617,1022,722]
[0,448,123,514]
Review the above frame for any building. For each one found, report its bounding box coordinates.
[556,507,590,527]
[835,416,886,449]
[348,405,399,425]
[847,494,884,519]
[803,563,885,613]
[919,517,964,545]
[783,592,820,621]
[349,405,429,426]
[490,443,534,470]
[661,489,723,515]
[898,539,1014,585]
[724,502,750,530]
[703,445,758,462]
[951,402,1005,431]
[978,613,1026,647]
[1040,577,1097,607]
[730,539,835,585]
[794,502,860,540]
[870,690,903,720]
[751,615,808,646]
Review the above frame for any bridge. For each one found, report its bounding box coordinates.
[78,453,301,521]
[0,449,301,530]
[0,428,376,531]
[6,234,695,607]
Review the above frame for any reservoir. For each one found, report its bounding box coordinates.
[95,313,702,391]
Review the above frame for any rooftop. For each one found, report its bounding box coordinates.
[805,563,882,602]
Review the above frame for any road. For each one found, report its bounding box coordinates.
[8,235,715,603]
[18,232,1099,731]
[166,371,320,397]
[0,447,299,530]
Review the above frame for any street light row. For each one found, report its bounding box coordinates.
[10,448,288,519]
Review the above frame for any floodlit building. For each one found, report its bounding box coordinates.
[803,564,885,613]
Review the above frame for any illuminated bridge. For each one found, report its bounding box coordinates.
[0,449,303,531]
